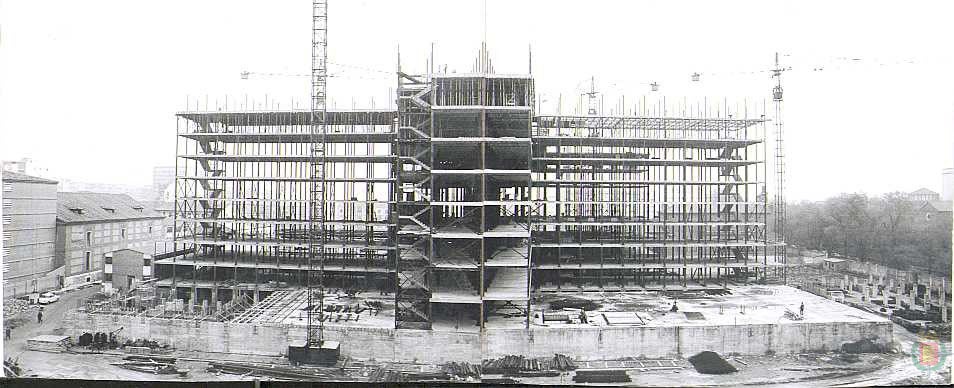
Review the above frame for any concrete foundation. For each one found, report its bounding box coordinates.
[62,286,893,363]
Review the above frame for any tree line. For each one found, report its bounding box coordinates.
[784,192,952,275]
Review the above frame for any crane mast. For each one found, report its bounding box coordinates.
[308,0,328,347]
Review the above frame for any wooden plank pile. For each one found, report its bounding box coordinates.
[206,361,345,381]
[26,335,71,353]
[482,354,576,374]
[572,369,632,383]
[440,361,481,379]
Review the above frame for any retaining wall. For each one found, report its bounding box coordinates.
[62,312,480,363]
[483,321,893,359]
[63,312,890,362]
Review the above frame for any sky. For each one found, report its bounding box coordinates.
[1,0,952,201]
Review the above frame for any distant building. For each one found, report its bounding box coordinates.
[1,171,62,298]
[152,166,185,195]
[2,157,52,179]
[909,188,941,202]
[55,192,165,287]
[943,168,954,201]
[919,200,953,222]
[103,248,153,294]
[822,257,849,272]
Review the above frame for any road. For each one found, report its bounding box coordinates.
[3,286,99,363]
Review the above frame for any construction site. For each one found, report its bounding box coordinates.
[19,1,940,385]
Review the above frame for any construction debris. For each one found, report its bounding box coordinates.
[4,358,22,377]
[840,338,886,354]
[687,351,738,374]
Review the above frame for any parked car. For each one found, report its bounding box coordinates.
[37,292,59,304]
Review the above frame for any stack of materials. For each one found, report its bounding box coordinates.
[112,356,187,376]
[441,361,481,379]
[840,338,885,354]
[572,370,632,383]
[26,335,71,353]
[687,351,738,374]
[207,361,344,381]
[482,354,576,375]
[367,368,408,382]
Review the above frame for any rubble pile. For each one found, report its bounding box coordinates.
[688,351,738,374]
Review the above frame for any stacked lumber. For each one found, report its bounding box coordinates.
[572,370,632,383]
[26,335,70,353]
[207,361,344,381]
[440,361,481,379]
[482,354,576,374]
[367,367,407,382]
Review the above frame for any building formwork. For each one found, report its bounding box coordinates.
[160,65,782,329]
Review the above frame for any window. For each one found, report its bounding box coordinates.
[86,231,92,246]
[143,258,152,266]
[2,183,11,192]
[2,199,11,208]
[104,255,112,265]
[84,251,91,272]
[121,228,127,239]
[102,207,115,213]
[69,207,85,215]
[104,273,112,282]
[2,215,10,225]
[148,226,153,234]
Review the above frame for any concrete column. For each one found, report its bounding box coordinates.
[941,279,947,322]
[883,285,889,307]
[910,284,917,311]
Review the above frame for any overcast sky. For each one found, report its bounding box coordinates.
[1,0,952,201]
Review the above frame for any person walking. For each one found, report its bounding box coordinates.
[37,308,43,323]
[5,326,11,340]
[799,302,805,316]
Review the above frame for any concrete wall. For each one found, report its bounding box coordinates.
[63,311,888,363]
[62,312,480,363]
[483,321,893,359]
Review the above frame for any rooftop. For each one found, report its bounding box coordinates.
[2,170,57,184]
[923,200,953,213]
[910,187,939,195]
[56,192,165,224]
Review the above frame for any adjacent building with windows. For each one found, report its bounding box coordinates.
[55,192,165,287]
[1,171,61,298]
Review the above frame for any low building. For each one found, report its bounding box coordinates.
[822,257,849,272]
[103,248,153,294]
[55,192,165,287]
[919,200,952,222]
[909,188,941,202]
[2,171,61,298]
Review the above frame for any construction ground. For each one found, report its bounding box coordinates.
[4,276,950,384]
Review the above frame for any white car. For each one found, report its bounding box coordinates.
[37,292,59,304]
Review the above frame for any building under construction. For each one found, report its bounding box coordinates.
[158,59,784,331]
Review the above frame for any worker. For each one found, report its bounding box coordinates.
[800,302,805,316]
[37,308,43,323]
[5,327,11,340]
[670,299,679,313]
